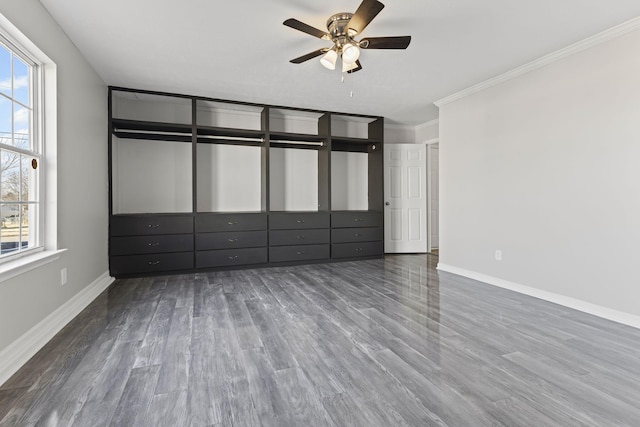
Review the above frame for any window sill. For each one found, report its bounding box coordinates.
[0,248,68,284]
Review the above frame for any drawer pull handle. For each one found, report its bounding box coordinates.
[227,221,238,225]
[148,224,160,228]
[354,218,364,222]
[354,233,361,237]
[228,255,239,260]
[148,261,161,265]
[148,242,160,247]
[355,248,364,252]
[296,219,305,224]
[296,235,305,239]
[228,238,238,243]
[296,251,305,255]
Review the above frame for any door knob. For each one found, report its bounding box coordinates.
[385,202,390,206]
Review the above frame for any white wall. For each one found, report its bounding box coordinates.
[114,138,192,213]
[385,121,440,145]
[270,148,318,211]
[438,27,640,318]
[197,144,263,212]
[384,124,415,143]
[331,151,368,210]
[416,120,439,144]
[0,1,108,351]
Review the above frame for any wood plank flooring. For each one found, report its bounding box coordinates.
[2,254,640,426]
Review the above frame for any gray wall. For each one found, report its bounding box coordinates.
[438,27,640,317]
[0,1,108,350]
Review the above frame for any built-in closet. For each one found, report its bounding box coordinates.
[108,87,383,277]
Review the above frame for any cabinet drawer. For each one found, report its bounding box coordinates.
[196,247,268,268]
[269,212,330,230]
[110,252,194,276]
[332,241,384,259]
[111,215,193,236]
[111,234,193,256]
[331,227,383,243]
[331,212,382,228]
[196,231,267,250]
[269,229,329,246]
[195,213,267,232]
[269,244,329,263]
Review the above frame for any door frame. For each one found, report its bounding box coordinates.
[425,139,439,253]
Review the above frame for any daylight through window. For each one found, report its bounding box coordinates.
[0,36,40,259]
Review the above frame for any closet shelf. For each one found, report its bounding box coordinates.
[197,125,265,140]
[331,135,382,144]
[269,131,327,143]
[112,119,192,142]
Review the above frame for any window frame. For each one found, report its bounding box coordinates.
[0,29,44,263]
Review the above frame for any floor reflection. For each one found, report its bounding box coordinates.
[4,253,640,426]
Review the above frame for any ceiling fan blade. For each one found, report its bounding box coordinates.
[347,0,385,36]
[290,48,329,64]
[360,36,411,49]
[347,60,363,74]
[283,18,331,40]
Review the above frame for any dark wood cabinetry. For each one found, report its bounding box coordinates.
[268,212,331,263]
[331,211,383,260]
[196,247,268,269]
[109,214,195,276]
[109,87,384,277]
[269,229,330,246]
[194,213,268,269]
[269,212,330,230]
[111,215,193,237]
[195,213,268,232]
[195,231,268,250]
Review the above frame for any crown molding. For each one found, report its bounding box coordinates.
[416,118,439,129]
[435,16,640,107]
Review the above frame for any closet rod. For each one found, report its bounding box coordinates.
[113,128,192,137]
[198,134,264,143]
[269,140,324,146]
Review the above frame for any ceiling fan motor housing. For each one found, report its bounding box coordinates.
[327,13,357,47]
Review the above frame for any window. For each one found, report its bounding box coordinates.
[0,35,41,260]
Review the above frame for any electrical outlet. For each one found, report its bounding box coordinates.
[495,250,502,261]
[61,268,67,286]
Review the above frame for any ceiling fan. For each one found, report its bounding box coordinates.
[284,0,411,73]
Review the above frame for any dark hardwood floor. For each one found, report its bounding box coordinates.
[2,254,640,426]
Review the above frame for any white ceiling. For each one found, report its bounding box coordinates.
[39,0,640,125]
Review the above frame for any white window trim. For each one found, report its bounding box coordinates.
[0,248,66,283]
[0,13,59,281]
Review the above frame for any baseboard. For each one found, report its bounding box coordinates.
[0,271,115,386]
[437,263,640,330]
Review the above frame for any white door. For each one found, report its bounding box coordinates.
[384,144,428,253]
[429,144,439,250]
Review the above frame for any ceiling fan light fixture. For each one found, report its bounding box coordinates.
[342,59,359,73]
[341,42,360,64]
[320,49,338,69]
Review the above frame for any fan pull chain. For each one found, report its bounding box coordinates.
[348,73,354,98]
[340,70,354,97]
